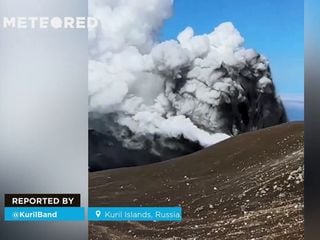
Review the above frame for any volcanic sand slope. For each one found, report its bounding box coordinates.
[89,122,304,240]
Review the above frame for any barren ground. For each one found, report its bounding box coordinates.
[89,122,304,240]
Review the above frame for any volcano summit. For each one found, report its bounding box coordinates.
[88,0,287,171]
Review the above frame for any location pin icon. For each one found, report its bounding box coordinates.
[96,210,101,218]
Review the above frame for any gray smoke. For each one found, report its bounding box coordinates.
[88,0,287,171]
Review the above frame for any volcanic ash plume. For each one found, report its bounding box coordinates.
[88,0,287,171]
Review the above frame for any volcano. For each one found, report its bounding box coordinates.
[89,6,287,171]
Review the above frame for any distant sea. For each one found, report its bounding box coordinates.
[280,94,304,122]
[284,103,304,121]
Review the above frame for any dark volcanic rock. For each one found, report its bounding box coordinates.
[89,127,202,172]
[89,122,303,240]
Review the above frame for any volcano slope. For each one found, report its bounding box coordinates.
[89,122,304,240]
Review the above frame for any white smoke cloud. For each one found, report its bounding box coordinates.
[88,0,276,147]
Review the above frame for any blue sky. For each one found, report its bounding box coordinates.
[160,0,304,95]
[160,0,304,120]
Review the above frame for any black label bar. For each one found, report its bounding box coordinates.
[5,194,81,207]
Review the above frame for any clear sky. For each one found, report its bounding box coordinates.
[160,0,304,96]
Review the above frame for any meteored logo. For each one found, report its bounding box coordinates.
[1,16,99,29]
